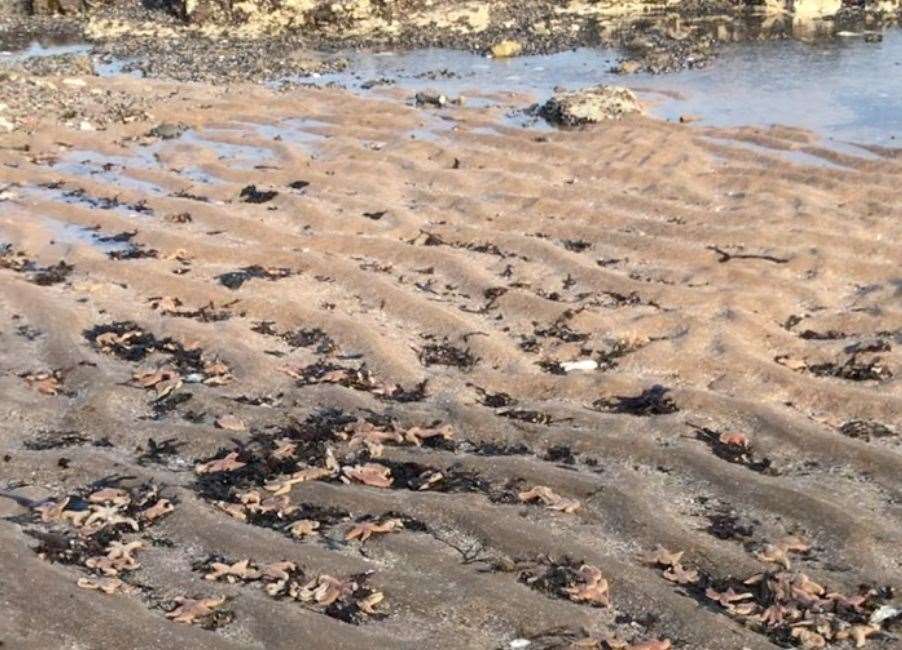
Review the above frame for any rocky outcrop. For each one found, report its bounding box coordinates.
[539,85,642,126]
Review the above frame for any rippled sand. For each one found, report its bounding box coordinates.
[1,74,900,649]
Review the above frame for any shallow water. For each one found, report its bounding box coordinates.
[3,24,902,148]
[0,40,90,60]
[314,28,902,146]
[52,150,167,196]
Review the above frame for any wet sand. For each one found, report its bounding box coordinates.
[0,72,900,649]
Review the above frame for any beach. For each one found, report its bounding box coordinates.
[1,2,901,648]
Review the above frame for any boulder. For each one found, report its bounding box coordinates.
[539,85,642,126]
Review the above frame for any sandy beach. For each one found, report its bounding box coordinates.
[1,2,901,648]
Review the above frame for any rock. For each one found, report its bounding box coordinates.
[539,85,642,126]
[614,59,642,75]
[0,116,14,133]
[414,91,447,108]
[490,39,523,58]
[148,122,186,139]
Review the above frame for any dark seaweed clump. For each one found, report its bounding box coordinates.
[24,431,111,451]
[417,341,478,370]
[1,244,74,285]
[218,265,291,289]
[705,511,755,541]
[82,321,161,362]
[239,184,278,203]
[291,362,428,402]
[282,328,336,353]
[838,420,895,442]
[591,385,678,416]
[807,354,892,382]
[496,409,554,425]
[473,386,516,408]
[378,460,491,495]
[690,425,775,475]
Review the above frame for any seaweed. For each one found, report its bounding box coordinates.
[561,239,591,252]
[108,245,159,261]
[497,409,554,425]
[291,362,428,402]
[807,355,892,381]
[136,437,184,466]
[690,424,775,474]
[705,512,754,540]
[472,386,516,408]
[239,184,278,203]
[417,341,478,369]
[218,265,291,289]
[544,445,576,465]
[469,441,532,457]
[592,385,678,416]
[282,327,336,354]
[31,261,74,285]
[838,420,895,442]
[83,321,161,362]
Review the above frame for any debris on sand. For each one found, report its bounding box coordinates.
[560,359,598,372]
[1,244,74,285]
[689,423,775,474]
[646,545,896,647]
[540,86,642,126]
[517,486,581,514]
[29,482,174,612]
[345,517,404,542]
[282,361,427,402]
[754,535,811,570]
[519,558,611,608]
[194,551,385,622]
[21,369,68,396]
[165,595,232,627]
